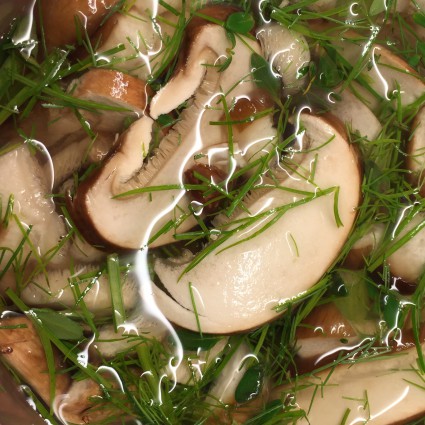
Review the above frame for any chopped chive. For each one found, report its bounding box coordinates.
[188,282,203,336]
[107,254,126,331]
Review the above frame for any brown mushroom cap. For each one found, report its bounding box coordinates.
[38,0,119,51]
[0,315,70,405]
[69,68,151,133]
[296,303,356,340]
[72,69,150,111]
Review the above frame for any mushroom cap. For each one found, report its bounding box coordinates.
[0,145,66,265]
[69,69,151,133]
[38,0,119,50]
[153,113,362,333]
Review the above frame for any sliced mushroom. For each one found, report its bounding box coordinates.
[344,223,385,269]
[72,6,263,250]
[348,80,381,112]
[21,265,138,314]
[48,131,117,188]
[56,378,104,425]
[257,22,310,95]
[68,235,106,263]
[316,295,356,341]
[149,5,260,118]
[237,116,277,163]
[0,315,70,405]
[152,112,361,333]
[71,113,195,250]
[0,144,67,270]
[332,30,425,108]
[67,69,151,133]
[232,100,278,164]
[42,108,83,148]
[295,302,358,362]
[387,212,425,283]
[206,341,270,424]
[328,87,382,141]
[94,310,168,357]
[38,0,119,51]
[407,105,425,196]
[273,341,425,424]
[93,6,177,80]
[208,342,252,405]
[56,373,132,424]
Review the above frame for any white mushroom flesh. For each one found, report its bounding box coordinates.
[74,28,262,249]
[0,145,67,267]
[274,343,425,425]
[387,212,425,283]
[153,113,361,333]
[328,87,382,141]
[332,32,425,107]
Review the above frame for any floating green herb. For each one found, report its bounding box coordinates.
[31,308,84,341]
[369,0,386,16]
[235,363,264,403]
[225,11,255,35]
[251,52,280,98]
[174,328,222,351]
[107,254,126,331]
[413,12,425,29]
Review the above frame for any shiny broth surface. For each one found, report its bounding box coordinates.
[1,1,425,424]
